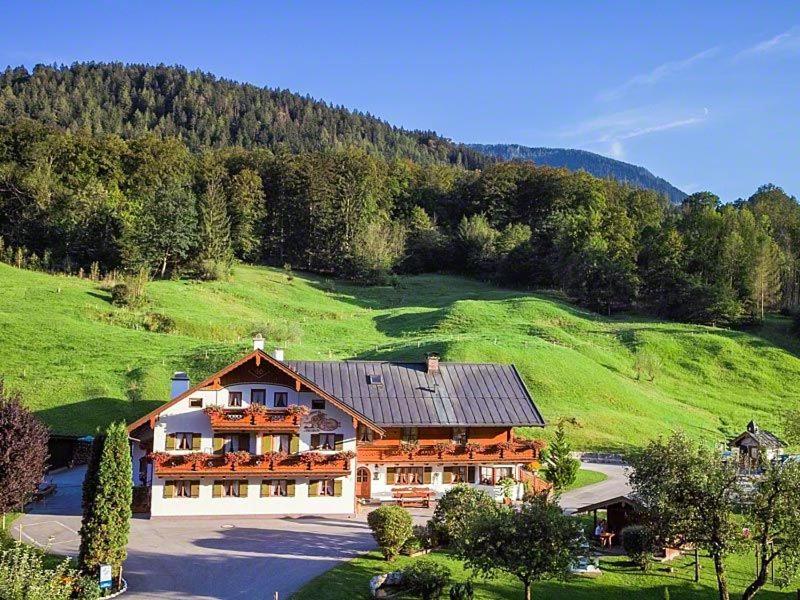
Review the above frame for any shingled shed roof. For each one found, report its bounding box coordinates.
[729,420,786,449]
[286,360,545,428]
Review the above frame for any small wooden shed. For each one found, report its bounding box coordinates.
[574,495,641,542]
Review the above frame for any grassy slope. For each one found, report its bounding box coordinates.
[292,550,787,600]
[1,262,799,449]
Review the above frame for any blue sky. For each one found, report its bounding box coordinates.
[1,1,798,200]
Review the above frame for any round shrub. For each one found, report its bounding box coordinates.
[142,311,175,333]
[449,581,474,600]
[402,558,451,600]
[429,484,496,548]
[401,536,424,556]
[367,505,413,561]
[621,524,652,570]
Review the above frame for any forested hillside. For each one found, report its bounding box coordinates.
[3,262,799,449]
[0,63,486,168]
[470,143,687,203]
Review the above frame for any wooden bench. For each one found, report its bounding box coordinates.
[391,487,435,508]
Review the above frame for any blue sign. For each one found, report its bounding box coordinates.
[99,564,112,590]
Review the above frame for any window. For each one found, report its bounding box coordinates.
[480,466,494,485]
[445,466,469,484]
[451,427,467,445]
[176,432,193,451]
[319,479,335,496]
[396,467,424,485]
[251,389,266,405]
[228,391,243,407]
[164,480,198,499]
[311,398,325,410]
[317,434,336,450]
[479,467,513,485]
[269,434,291,454]
[357,423,374,443]
[401,427,418,444]
[189,398,203,408]
[367,374,383,385]
[175,480,193,498]
[273,391,288,408]
[217,480,241,497]
[270,479,288,497]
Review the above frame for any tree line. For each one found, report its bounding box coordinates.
[1,118,798,327]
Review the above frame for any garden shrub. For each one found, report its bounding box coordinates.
[449,581,474,600]
[429,484,496,548]
[413,523,436,549]
[367,505,413,561]
[621,524,652,570]
[401,536,423,556]
[402,558,451,600]
[142,311,176,333]
[0,542,80,600]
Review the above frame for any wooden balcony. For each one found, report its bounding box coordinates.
[357,441,543,465]
[153,452,351,478]
[205,407,302,433]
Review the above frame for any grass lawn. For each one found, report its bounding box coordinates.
[565,468,608,491]
[292,550,792,599]
[3,262,800,449]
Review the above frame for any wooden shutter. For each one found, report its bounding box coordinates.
[290,435,300,454]
[286,480,295,497]
[213,436,225,455]
[190,481,200,498]
[333,479,343,497]
[262,434,273,453]
[192,434,202,451]
[423,467,432,484]
[468,466,476,484]
[238,480,248,497]
[212,481,223,498]
[443,468,454,484]
[308,479,319,497]
[261,480,270,497]
[386,467,396,484]
[310,434,320,450]
[334,434,344,451]
[163,481,175,499]
[165,434,176,451]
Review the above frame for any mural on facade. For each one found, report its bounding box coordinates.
[302,411,340,432]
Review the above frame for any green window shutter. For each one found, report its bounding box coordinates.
[423,467,432,484]
[333,479,343,497]
[308,479,319,497]
[261,480,270,497]
[386,467,396,484]
[212,481,223,498]
[238,480,248,497]
[334,434,344,451]
[190,481,200,498]
[262,434,273,453]
[310,434,320,450]
[443,469,454,484]
[163,481,175,499]
[192,434,202,451]
[165,434,176,451]
[468,466,476,483]
[213,436,225,455]
[290,435,300,454]
[286,480,295,497]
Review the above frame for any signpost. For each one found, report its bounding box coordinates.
[99,564,113,591]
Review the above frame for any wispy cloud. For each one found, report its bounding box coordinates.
[735,26,800,60]
[561,106,710,160]
[598,47,719,101]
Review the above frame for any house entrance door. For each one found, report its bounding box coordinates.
[356,467,371,498]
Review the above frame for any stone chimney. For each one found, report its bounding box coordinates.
[253,333,265,351]
[426,354,440,374]
[272,348,285,362]
[170,372,190,399]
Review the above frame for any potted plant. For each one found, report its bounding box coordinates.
[300,451,324,470]
[335,450,357,467]
[433,441,456,459]
[263,450,287,470]
[464,442,482,459]
[286,404,311,424]
[243,403,268,424]
[401,440,420,458]
[498,476,516,503]
[147,451,171,467]
[203,405,225,418]
[224,450,251,471]
[184,452,211,471]
[495,441,515,459]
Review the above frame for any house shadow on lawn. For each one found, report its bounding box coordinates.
[37,396,163,436]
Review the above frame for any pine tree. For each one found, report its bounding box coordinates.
[541,418,580,495]
[197,157,233,276]
[78,422,132,588]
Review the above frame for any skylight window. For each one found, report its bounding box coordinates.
[368,374,383,385]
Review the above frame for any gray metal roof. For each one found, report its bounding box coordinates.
[286,361,545,428]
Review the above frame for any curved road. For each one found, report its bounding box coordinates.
[559,462,631,514]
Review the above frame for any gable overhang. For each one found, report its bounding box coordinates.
[126,350,385,436]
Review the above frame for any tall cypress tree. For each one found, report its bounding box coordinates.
[78,422,132,587]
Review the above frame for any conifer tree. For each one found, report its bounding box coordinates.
[197,157,233,276]
[78,422,132,587]
[541,418,580,495]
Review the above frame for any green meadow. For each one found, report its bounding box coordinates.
[1,262,799,449]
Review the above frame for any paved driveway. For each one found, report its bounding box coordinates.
[559,462,631,514]
[14,467,375,599]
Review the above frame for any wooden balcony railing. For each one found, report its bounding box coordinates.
[204,406,307,432]
[152,451,352,478]
[357,441,544,464]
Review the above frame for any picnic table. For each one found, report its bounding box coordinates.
[599,532,615,548]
